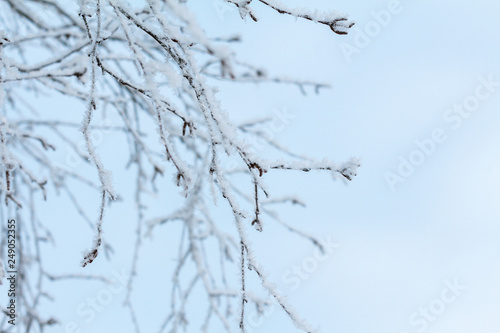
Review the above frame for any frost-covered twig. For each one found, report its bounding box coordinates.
[0,0,358,331]
[257,0,354,35]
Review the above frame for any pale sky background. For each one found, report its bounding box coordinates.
[4,0,500,332]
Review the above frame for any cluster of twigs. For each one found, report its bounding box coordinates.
[0,0,357,332]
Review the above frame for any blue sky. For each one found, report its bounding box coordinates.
[10,1,500,332]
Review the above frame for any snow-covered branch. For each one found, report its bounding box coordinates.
[0,0,357,331]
